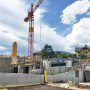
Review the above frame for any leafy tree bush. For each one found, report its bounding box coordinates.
[41,44,55,59]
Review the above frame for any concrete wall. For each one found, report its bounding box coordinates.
[84,70,90,82]
[49,66,69,75]
[48,69,84,83]
[77,69,84,82]
[0,73,44,86]
[30,66,72,75]
[0,70,84,86]
[66,60,72,67]
[43,60,50,69]
[31,69,42,74]
[0,57,11,73]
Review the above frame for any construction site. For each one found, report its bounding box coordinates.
[0,0,44,74]
[0,0,90,90]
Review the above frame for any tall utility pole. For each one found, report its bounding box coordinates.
[24,0,44,57]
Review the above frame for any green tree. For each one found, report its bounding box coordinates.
[41,44,55,59]
[56,53,76,58]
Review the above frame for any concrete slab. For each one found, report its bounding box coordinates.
[47,82,89,90]
[8,85,72,90]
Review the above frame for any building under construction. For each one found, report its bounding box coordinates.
[0,55,11,73]
[0,41,43,73]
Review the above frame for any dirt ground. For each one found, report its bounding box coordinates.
[8,85,72,90]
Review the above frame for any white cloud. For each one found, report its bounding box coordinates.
[59,0,90,52]
[61,0,90,24]
[0,0,26,17]
[34,23,67,51]
[34,8,47,23]
[0,0,67,55]
[1,0,89,55]
[0,46,7,50]
[65,18,90,51]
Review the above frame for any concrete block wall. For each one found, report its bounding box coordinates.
[0,70,84,86]
[0,57,11,73]
[49,66,66,75]
[29,66,71,75]
[0,73,44,86]
[48,70,84,83]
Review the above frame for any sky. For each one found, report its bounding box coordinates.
[0,0,90,56]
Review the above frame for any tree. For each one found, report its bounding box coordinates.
[41,44,55,59]
[56,53,76,58]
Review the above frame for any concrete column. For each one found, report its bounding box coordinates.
[18,66,23,73]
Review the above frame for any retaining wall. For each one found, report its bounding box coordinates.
[48,70,84,83]
[0,69,84,86]
[0,73,44,86]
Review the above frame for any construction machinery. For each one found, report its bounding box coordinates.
[24,0,44,57]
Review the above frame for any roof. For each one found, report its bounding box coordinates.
[75,45,90,52]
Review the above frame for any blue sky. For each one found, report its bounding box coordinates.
[0,0,90,55]
[43,0,75,35]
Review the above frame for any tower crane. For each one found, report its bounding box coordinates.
[24,0,44,57]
